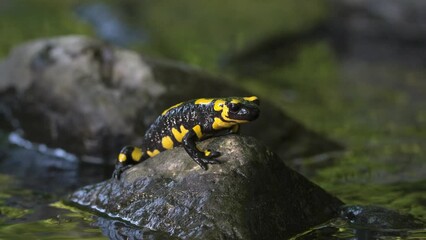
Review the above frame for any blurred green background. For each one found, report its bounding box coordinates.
[0,0,425,238]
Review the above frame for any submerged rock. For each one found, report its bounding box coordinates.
[69,135,343,239]
[0,36,342,164]
[340,205,425,230]
[286,205,426,240]
[337,205,426,240]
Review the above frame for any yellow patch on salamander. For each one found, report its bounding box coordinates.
[192,125,203,139]
[172,125,189,142]
[220,101,250,123]
[194,98,214,105]
[118,153,127,163]
[220,104,231,121]
[243,96,258,102]
[212,117,235,130]
[161,136,174,149]
[221,109,250,123]
[204,150,211,157]
[213,99,225,111]
[131,147,144,161]
[162,102,183,116]
[147,149,160,157]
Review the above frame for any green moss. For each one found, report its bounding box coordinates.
[0,219,104,240]
[0,175,31,222]
[0,0,424,230]
[237,24,426,219]
[0,174,14,194]
[0,0,93,57]
[136,0,329,71]
[0,187,102,238]
[321,181,426,220]
[241,41,340,124]
[0,206,31,219]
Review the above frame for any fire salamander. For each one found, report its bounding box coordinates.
[112,96,260,179]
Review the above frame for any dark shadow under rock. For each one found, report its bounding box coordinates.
[0,36,342,165]
[69,135,343,240]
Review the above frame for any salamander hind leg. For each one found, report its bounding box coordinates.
[112,145,144,179]
[182,130,221,170]
[204,149,220,158]
[112,163,133,180]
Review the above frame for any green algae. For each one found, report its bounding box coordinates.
[235,26,426,222]
[0,175,104,239]
[0,176,31,222]
[0,206,31,220]
[134,0,329,71]
[0,0,93,58]
[321,182,426,220]
[0,0,425,237]
[241,45,426,222]
[0,174,31,222]
[0,219,104,240]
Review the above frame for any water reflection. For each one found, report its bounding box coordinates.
[75,2,147,47]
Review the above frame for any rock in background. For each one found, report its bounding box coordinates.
[0,35,342,164]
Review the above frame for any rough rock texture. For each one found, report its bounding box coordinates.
[0,36,342,164]
[69,135,343,239]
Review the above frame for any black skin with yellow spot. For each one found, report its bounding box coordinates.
[112,96,260,179]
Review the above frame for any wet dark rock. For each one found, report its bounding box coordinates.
[0,142,110,195]
[0,36,342,164]
[340,205,425,230]
[0,146,77,195]
[337,205,426,240]
[287,205,425,239]
[69,135,343,239]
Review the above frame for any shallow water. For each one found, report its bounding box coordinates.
[1,0,425,239]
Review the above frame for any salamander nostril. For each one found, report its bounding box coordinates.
[228,103,241,112]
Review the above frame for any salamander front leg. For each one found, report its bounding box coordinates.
[228,124,240,134]
[182,130,221,170]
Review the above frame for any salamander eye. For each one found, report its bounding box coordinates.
[227,103,241,112]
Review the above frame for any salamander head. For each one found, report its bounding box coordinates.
[214,96,260,123]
